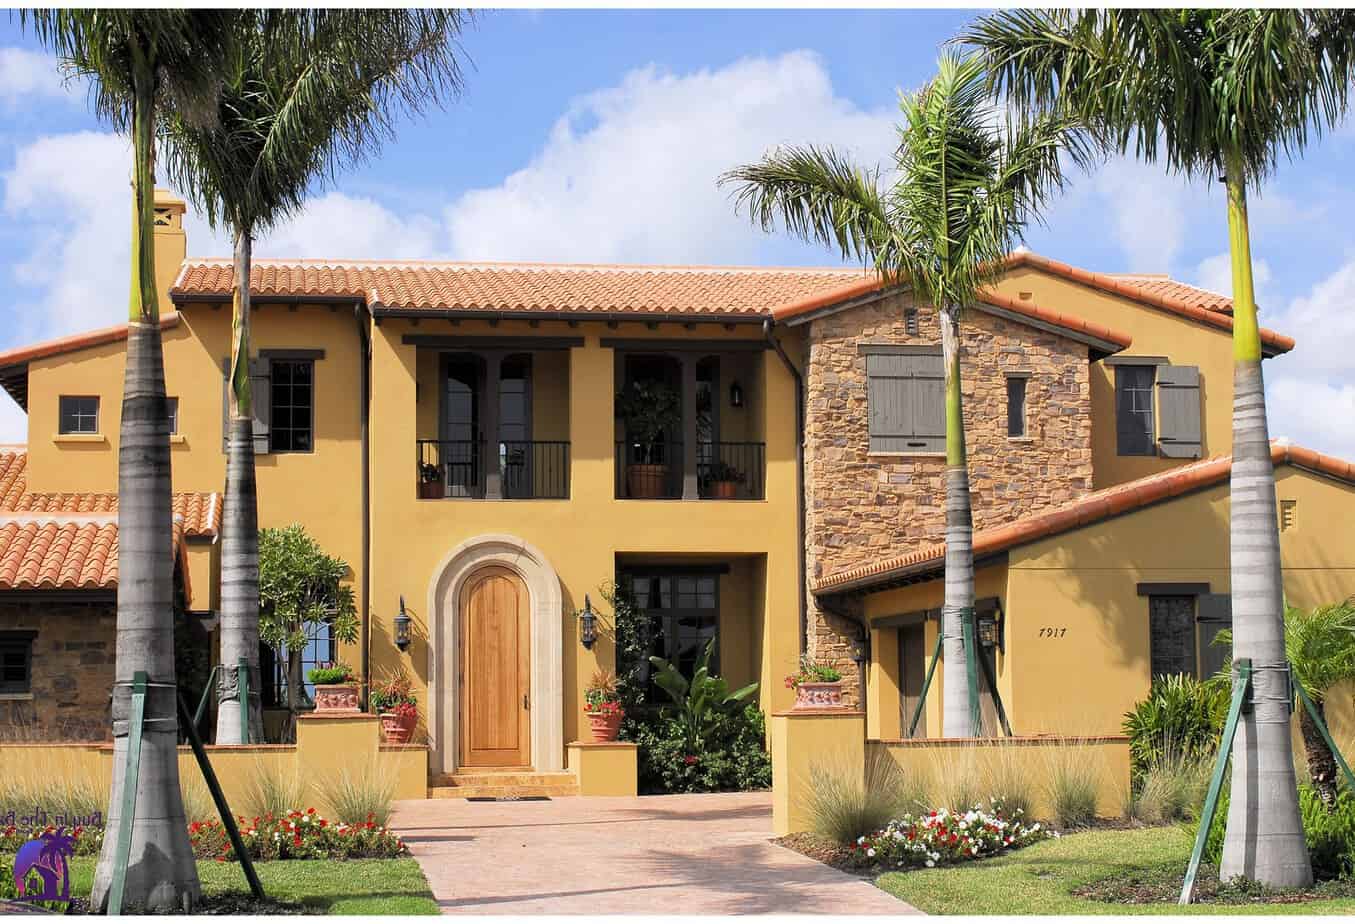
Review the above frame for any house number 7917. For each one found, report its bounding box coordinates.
[1038,627,1068,638]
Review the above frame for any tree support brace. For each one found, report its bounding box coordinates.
[1293,676,1355,795]
[907,624,1012,738]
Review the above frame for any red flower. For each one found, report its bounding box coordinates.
[683,755,698,765]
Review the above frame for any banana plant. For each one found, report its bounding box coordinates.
[649,640,759,754]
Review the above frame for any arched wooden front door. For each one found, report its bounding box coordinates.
[459,566,532,768]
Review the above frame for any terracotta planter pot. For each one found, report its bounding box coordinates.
[380,712,416,744]
[793,681,845,710]
[587,709,624,742]
[313,684,360,714]
[711,481,739,499]
[418,478,444,499]
[627,463,669,498]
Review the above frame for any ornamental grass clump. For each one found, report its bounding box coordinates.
[1042,740,1103,828]
[1126,749,1211,825]
[848,804,1052,869]
[807,750,924,844]
[327,761,398,828]
[241,758,311,822]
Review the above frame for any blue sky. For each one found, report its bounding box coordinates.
[1,9,1352,454]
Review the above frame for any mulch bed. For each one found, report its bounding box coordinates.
[1073,862,1355,906]
[62,894,310,915]
[771,833,868,876]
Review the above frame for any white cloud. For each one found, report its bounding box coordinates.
[1264,256,1355,458]
[251,192,445,261]
[443,51,895,264]
[1088,157,1198,272]
[0,47,78,109]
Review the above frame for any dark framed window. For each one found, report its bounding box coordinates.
[269,360,313,453]
[904,307,919,336]
[1115,365,1156,456]
[621,570,720,702]
[0,632,35,694]
[1006,375,1028,438]
[268,620,335,707]
[166,397,179,435]
[1149,595,1197,679]
[58,396,99,434]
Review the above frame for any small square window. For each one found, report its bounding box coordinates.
[904,307,920,336]
[166,397,179,435]
[1006,376,1028,438]
[58,396,99,434]
[0,633,34,694]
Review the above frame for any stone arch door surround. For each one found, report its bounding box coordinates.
[427,534,564,774]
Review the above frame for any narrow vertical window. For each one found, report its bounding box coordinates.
[166,397,179,435]
[1115,365,1156,456]
[0,632,35,694]
[58,396,100,434]
[269,360,314,452]
[1006,376,1028,438]
[904,307,919,336]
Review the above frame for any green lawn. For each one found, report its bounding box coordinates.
[53,857,438,914]
[875,826,1355,915]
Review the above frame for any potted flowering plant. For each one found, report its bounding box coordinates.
[785,656,844,709]
[584,669,624,742]
[370,675,419,743]
[308,662,359,713]
[418,462,444,499]
[702,460,746,499]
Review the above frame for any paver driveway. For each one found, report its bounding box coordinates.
[390,791,919,915]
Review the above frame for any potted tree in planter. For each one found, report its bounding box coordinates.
[371,675,419,744]
[702,460,746,499]
[616,380,682,498]
[786,657,844,709]
[308,662,360,713]
[584,669,625,742]
[418,461,444,499]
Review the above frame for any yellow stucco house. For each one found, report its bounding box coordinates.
[1,190,1351,802]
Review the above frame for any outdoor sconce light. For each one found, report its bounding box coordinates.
[579,594,598,650]
[977,608,1004,653]
[394,596,412,652]
[729,380,744,408]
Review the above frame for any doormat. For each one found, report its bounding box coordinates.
[465,796,551,802]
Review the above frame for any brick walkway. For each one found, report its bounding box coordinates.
[390,791,920,915]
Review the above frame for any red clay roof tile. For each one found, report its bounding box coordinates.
[814,442,1353,593]
[0,514,188,594]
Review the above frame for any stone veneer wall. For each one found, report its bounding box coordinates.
[0,599,115,741]
[803,291,1094,703]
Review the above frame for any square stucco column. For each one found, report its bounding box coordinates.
[680,353,699,500]
[771,709,865,835]
[570,336,615,504]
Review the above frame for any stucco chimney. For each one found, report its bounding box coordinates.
[153,188,187,316]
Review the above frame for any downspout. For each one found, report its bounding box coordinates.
[764,318,808,656]
[355,304,372,710]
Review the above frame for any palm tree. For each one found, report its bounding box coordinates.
[21,10,235,911]
[722,51,1090,736]
[1214,600,1355,807]
[960,8,1355,887]
[162,9,470,746]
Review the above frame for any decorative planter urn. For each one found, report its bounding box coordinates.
[627,463,669,499]
[313,684,360,714]
[418,477,444,499]
[380,712,416,744]
[587,709,624,742]
[793,681,845,710]
[710,481,739,500]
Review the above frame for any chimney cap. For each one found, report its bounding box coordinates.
[154,187,187,213]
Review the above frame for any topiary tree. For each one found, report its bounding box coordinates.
[258,524,359,734]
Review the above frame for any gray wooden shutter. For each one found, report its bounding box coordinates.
[248,358,271,454]
[1156,365,1202,458]
[866,351,944,453]
[220,358,230,454]
[1196,593,1233,680]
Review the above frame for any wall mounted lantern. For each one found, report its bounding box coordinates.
[394,596,412,652]
[579,594,598,650]
[976,607,1004,653]
[729,380,744,408]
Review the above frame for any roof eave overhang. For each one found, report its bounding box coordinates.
[170,292,364,307]
[816,551,1010,597]
[777,284,901,327]
[370,306,770,325]
[975,301,1130,358]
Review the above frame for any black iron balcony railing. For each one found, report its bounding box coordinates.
[417,439,570,499]
[615,440,765,500]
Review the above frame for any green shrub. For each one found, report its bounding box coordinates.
[1194,784,1355,880]
[1122,674,1227,783]
[306,662,356,685]
[626,704,771,794]
[806,750,923,844]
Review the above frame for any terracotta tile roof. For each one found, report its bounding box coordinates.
[770,279,1134,353]
[171,258,871,318]
[1109,275,1234,314]
[1006,252,1294,354]
[0,514,188,594]
[814,442,1354,594]
[0,449,219,538]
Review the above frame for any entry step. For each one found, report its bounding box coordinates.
[428,770,579,799]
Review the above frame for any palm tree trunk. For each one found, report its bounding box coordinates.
[939,305,977,738]
[1299,697,1340,808]
[90,55,200,913]
[1218,155,1312,888]
[215,229,265,745]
